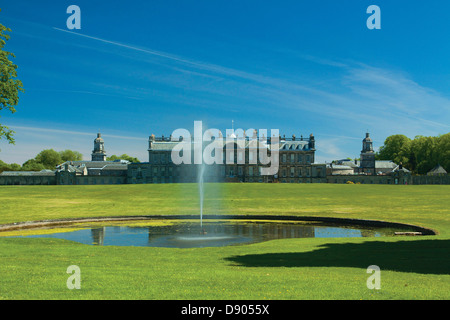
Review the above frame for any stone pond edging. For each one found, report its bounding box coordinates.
[0,214,437,236]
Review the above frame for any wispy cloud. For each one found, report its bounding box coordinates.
[8,125,147,141]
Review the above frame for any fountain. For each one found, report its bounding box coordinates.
[198,162,205,231]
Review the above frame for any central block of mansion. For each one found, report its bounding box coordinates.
[127,132,326,184]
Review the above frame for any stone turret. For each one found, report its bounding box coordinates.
[91,133,106,161]
[362,132,374,153]
[360,132,375,174]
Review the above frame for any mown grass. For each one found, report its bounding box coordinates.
[0,183,449,299]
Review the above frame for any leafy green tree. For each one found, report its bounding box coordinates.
[59,149,83,162]
[0,11,24,146]
[21,159,46,171]
[19,149,83,171]
[107,154,140,163]
[34,149,63,169]
[376,134,411,168]
[436,133,450,173]
[410,135,439,174]
[0,159,21,173]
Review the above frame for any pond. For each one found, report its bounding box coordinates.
[4,219,412,248]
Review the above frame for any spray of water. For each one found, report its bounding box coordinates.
[198,162,206,228]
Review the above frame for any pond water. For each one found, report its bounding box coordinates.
[5,220,403,248]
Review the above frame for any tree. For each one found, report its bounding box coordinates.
[21,159,46,171]
[376,134,411,168]
[410,135,439,174]
[22,159,45,171]
[59,149,83,162]
[107,154,140,163]
[19,149,82,171]
[0,159,20,173]
[436,133,450,173]
[0,10,24,146]
[34,149,63,169]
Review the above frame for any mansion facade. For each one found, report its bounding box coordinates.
[128,132,326,184]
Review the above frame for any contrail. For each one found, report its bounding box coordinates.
[53,27,217,70]
[52,27,295,89]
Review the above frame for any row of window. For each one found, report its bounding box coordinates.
[281,153,312,164]
[149,152,313,164]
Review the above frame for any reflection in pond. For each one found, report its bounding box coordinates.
[6,220,405,248]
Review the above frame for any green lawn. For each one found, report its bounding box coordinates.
[0,183,449,299]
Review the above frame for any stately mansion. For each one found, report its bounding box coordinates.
[137,131,325,184]
[1,131,447,185]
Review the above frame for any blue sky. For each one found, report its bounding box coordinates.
[1,0,449,164]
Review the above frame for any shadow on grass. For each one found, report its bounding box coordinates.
[225,239,450,275]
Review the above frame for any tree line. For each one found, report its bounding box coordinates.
[376,133,450,174]
[0,150,140,173]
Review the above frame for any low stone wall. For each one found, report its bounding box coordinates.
[412,175,450,185]
[0,175,56,185]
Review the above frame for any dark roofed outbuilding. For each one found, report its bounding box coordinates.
[427,164,448,176]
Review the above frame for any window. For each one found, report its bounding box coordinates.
[249,167,253,176]
[282,154,286,163]
[298,155,303,163]
[290,167,295,177]
[290,154,295,163]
